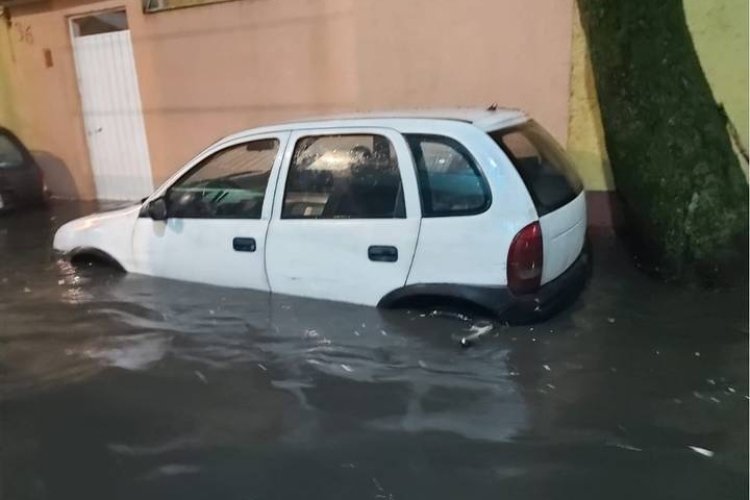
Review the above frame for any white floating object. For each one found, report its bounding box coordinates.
[688,446,714,458]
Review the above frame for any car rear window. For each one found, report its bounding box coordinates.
[0,134,24,169]
[490,122,583,216]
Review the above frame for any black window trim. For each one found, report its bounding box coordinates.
[140,137,280,220]
[404,133,492,218]
[281,132,406,220]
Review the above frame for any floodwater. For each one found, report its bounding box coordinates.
[1,201,747,500]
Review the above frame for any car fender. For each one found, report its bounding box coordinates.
[53,204,142,271]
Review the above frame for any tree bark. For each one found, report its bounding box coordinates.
[576,0,748,283]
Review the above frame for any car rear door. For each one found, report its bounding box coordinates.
[265,127,421,306]
[131,132,289,289]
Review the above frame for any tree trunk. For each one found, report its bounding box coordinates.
[576,0,748,283]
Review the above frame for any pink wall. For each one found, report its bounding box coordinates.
[3,0,573,199]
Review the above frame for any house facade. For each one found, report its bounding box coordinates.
[0,0,746,225]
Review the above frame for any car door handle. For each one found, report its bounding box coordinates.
[368,245,398,262]
[233,237,256,252]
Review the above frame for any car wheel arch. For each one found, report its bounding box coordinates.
[68,247,125,271]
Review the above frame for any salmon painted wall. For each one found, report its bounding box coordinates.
[568,0,749,191]
[0,0,575,199]
[353,0,574,143]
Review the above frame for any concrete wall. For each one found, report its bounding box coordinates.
[568,0,749,192]
[0,0,574,199]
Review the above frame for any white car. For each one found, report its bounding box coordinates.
[54,108,589,320]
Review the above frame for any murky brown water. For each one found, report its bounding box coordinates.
[1,201,747,499]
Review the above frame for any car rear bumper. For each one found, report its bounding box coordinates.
[500,243,591,322]
[379,244,591,323]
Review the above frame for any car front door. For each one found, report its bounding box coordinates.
[131,132,289,289]
[265,128,421,306]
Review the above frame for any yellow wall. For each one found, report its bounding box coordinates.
[684,0,748,152]
[0,20,21,132]
[568,0,749,191]
[566,10,612,191]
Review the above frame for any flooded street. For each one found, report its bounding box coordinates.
[1,202,747,499]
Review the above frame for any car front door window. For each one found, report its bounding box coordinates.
[167,138,280,219]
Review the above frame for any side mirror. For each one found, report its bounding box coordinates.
[147,197,168,221]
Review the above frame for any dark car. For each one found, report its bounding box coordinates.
[0,126,47,212]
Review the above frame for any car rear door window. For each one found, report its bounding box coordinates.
[405,134,490,217]
[167,138,279,219]
[0,135,24,169]
[490,122,583,215]
[282,134,405,219]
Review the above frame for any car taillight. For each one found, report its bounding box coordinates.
[507,221,543,295]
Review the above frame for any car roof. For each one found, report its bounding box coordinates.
[219,107,529,144]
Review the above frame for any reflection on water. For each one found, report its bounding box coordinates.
[0,202,747,500]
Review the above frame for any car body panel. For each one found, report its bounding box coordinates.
[538,191,587,284]
[265,127,421,306]
[53,204,142,269]
[404,123,538,287]
[130,131,290,290]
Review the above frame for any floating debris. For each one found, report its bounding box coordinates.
[694,351,701,357]
[458,324,493,346]
[23,287,31,293]
[613,443,642,452]
[340,364,353,373]
[688,446,714,458]
[607,317,616,324]
[257,363,267,372]
[57,279,64,285]
[194,370,207,384]
[380,330,388,336]
[353,330,361,337]
[543,364,551,372]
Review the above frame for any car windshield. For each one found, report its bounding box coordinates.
[489,121,583,215]
[0,134,24,169]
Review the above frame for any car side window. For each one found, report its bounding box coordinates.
[405,134,491,217]
[167,139,279,219]
[282,134,405,219]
